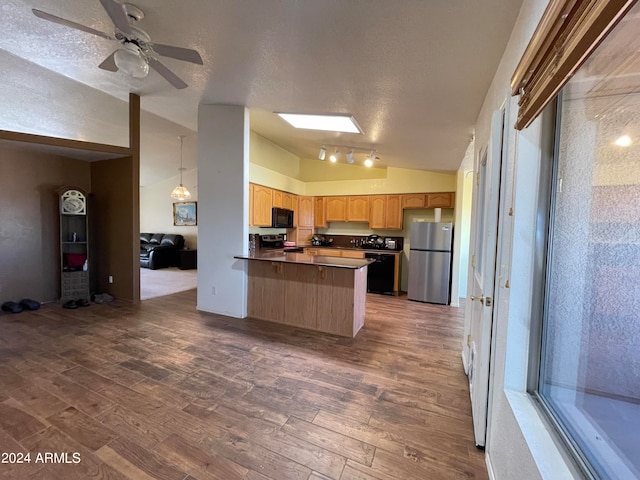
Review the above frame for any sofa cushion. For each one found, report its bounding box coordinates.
[140,232,153,244]
[160,234,180,247]
[150,233,164,244]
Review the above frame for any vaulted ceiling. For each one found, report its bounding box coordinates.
[0,0,523,185]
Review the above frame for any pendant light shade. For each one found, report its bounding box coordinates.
[171,136,191,201]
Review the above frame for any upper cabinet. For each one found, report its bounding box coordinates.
[252,184,273,226]
[325,196,347,222]
[314,197,327,228]
[298,196,314,227]
[369,194,403,230]
[347,196,369,222]
[369,195,386,229]
[386,195,403,229]
[402,193,426,209]
[426,192,455,208]
[249,183,454,230]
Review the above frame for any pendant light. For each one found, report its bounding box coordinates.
[170,135,191,200]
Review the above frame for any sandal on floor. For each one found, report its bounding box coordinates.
[76,298,90,307]
[1,301,23,313]
[19,298,40,311]
[63,300,78,309]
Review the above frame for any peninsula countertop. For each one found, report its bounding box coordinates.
[234,250,374,269]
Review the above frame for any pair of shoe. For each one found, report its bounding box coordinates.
[63,298,90,309]
[1,298,40,313]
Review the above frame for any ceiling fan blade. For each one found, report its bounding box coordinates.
[99,0,132,36]
[32,9,114,40]
[148,57,188,89]
[98,52,118,72]
[151,44,203,65]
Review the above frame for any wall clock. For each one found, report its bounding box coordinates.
[61,190,86,215]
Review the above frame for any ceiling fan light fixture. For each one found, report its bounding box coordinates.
[114,43,149,78]
[171,136,191,200]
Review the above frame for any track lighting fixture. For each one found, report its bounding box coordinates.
[315,145,380,167]
[364,150,377,167]
[346,149,355,164]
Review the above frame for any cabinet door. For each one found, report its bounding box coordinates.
[386,195,403,229]
[298,196,314,227]
[326,196,347,222]
[282,192,293,210]
[294,227,314,245]
[290,195,299,227]
[402,193,425,209]
[314,197,327,227]
[369,195,386,229]
[252,185,273,226]
[426,192,454,208]
[347,196,369,222]
[249,183,255,226]
[272,189,283,208]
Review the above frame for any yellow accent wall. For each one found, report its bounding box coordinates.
[298,158,388,182]
[304,166,456,196]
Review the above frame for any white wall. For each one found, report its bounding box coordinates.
[197,105,249,318]
[471,0,585,478]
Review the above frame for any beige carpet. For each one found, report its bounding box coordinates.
[140,267,197,300]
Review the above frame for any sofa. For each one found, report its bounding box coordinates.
[140,233,185,270]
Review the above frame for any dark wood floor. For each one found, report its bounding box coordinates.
[0,290,486,480]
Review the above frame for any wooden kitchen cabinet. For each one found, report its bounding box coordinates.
[293,227,314,245]
[325,196,347,222]
[290,194,299,226]
[426,192,455,208]
[386,194,403,229]
[252,184,273,226]
[369,195,403,230]
[402,193,426,209]
[369,195,386,229]
[314,197,327,227]
[272,189,283,208]
[298,196,314,227]
[282,192,293,210]
[347,196,369,222]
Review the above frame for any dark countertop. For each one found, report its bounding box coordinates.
[235,251,374,269]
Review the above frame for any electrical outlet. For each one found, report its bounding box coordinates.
[108,275,113,284]
[212,286,217,295]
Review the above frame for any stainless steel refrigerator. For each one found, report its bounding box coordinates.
[408,222,453,304]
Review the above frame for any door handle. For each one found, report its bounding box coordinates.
[470,295,484,305]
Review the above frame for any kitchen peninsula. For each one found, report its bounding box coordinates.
[235,251,373,337]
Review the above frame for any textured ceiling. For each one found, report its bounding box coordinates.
[0,0,523,185]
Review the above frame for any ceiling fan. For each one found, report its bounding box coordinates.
[32,0,203,89]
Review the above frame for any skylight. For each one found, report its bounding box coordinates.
[276,113,363,134]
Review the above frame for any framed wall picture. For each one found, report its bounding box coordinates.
[173,202,197,226]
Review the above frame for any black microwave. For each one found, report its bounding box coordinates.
[271,207,294,228]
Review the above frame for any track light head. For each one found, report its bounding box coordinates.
[329,148,341,163]
[318,146,326,160]
[346,150,355,164]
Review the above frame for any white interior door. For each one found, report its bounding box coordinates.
[466,109,505,447]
